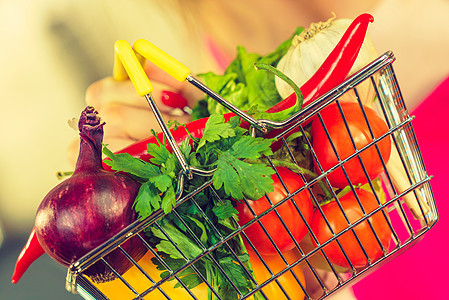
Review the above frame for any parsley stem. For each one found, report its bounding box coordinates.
[247,158,333,200]
[56,171,74,180]
[273,159,333,200]
[235,233,264,300]
[206,264,213,300]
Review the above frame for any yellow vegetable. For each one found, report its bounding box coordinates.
[90,251,207,299]
[91,249,306,299]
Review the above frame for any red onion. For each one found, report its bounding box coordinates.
[35,106,145,283]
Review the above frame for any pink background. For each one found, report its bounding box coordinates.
[353,76,449,299]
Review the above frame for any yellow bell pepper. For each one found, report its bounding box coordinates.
[91,248,306,300]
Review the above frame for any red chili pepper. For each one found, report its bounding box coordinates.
[263,12,374,148]
[267,13,374,114]
[11,228,45,284]
[104,13,374,168]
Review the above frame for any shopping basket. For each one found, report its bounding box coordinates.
[64,41,438,300]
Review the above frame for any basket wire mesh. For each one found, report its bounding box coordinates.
[66,51,438,300]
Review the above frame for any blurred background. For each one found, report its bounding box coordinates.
[0,1,205,298]
[1,0,449,299]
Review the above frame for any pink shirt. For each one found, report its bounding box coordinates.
[353,75,449,299]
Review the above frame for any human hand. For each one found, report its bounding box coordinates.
[67,61,203,167]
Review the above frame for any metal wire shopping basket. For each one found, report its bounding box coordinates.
[65,42,438,300]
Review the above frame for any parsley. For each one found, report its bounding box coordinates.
[212,200,238,220]
[103,114,274,299]
[197,114,236,150]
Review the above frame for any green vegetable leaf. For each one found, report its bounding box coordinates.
[196,26,304,116]
[199,72,237,96]
[102,146,160,180]
[191,99,209,120]
[147,142,171,166]
[197,114,236,150]
[229,135,275,159]
[230,158,275,200]
[150,174,173,193]
[161,185,176,214]
[186,216,208,245]
[161,155,178,178]
[173,270,205,290]
[213,152,275,200]
[218,255,252,294]
[212,200,238,220]
[134,182,161,219]
[253,62,304,122]
[236,46,280,110]
[152,252,206,290]
[213,152,242,199]
[152,223,203,260]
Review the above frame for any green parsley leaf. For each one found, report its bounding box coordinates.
[152,252,206,290]
[147,142,171,166]
[231,160,275,200]
[134,181,161,219]
[218,255,252,294]
[197,114,236,150]
[186,216,208,245]
[213,152,243,199]
[150,174,173,193]
[212,133,275,200]
[160,155,177,178]
[229,135,275,159]
[102,146,160,180]
[212,200,238,220]
[161,185,176,214]
[152,223,203,260]
[173,269,205,289]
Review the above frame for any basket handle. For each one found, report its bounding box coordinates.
[114,38,191,83]
[113,40,153,96]
[113,40,193,179]
[133,39,191,82]
[126,39,267,133]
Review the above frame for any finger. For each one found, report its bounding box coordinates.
[86,73,204,113]
[144,61,205,107]
[144,60,186,91]
[85,77,146,110]
[99,102,191,143]
[86,76,187,111]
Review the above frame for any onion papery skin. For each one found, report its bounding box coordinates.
[35,106,146,283]
[35,170,145,282]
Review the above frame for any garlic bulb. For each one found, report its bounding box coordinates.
[275,16,379,105]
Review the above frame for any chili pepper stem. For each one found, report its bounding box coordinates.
[253,63,303,122]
